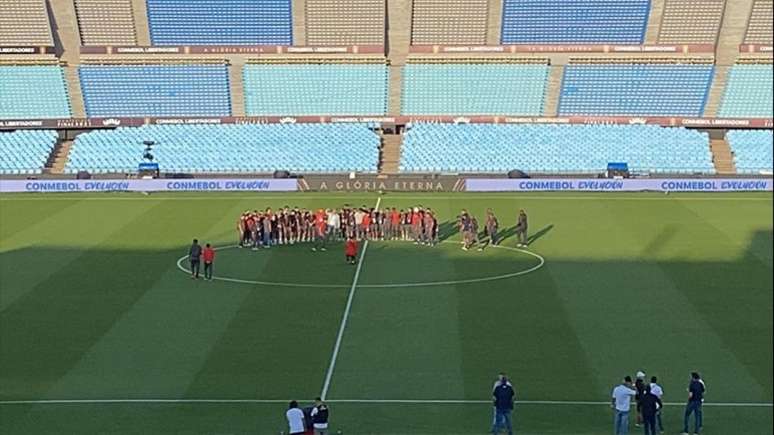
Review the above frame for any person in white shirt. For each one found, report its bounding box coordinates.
[611,376,637,435]
[326,209,340,241]
[650,376,665,434]
[285,400,306,435]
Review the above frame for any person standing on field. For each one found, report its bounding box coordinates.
[612,376,637,435]
[202,243,215,280]
[640,385,662,435]
[485,209,499,247]
[310,397,330,435]
[345,236,358,265]
[491,372,515,435]
[649,376,665,433]
[285,400,306,435]
[515,209,528,247]
[681,372,705,435]
[189,239,202,279]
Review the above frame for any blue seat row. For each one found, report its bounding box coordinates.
[501,0,650,44]
[0,130,57,175]
[65,124,379,174]
[726,130,773,174]
[400,123,714,174]
[401,63,549,115]
[146,0,292,45]
[559,64,714,116]
[718,64,773,118]
[0,66,71,120]
[243,64,388,115]
[79,64,231,117]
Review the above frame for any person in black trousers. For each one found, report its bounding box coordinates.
[640,385,662,435]
[189,239,202,279]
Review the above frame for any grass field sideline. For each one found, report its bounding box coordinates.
[1,192,771,434]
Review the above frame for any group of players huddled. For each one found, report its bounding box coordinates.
[236,206,529,253]
[236,205,442,251]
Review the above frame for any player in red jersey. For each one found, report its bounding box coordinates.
[411,207,422,244]
[312,209,327,251]
[345,236,358,265]
[361,209,372,240]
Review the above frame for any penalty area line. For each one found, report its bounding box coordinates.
[319,196,382,401]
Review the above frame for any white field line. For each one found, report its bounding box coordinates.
[0,398,770,408]
[319,196,381,400]
[174,242,545,289]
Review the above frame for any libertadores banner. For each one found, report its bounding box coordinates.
[466,178,774,192]
[0,179,298,193]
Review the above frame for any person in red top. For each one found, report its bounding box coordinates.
[313,209,327,252]
[411,208,422,243]
[202,243,215,280]
[390,208,401,240]
[345,236,358,265]
[361,210,372,240]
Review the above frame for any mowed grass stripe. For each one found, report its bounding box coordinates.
[42,201,257,402]
[0,201,174,400]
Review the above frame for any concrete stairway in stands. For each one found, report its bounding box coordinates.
[130,0,151,45]
[379,133,402,174]
[45,139,74,175]
[48,0,86,117]
[703,65,730,117]
[229,57,247,116]
[543,65,564,116]
[386,0,412,116]
[710,137,737,175]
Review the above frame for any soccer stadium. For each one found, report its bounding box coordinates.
[0,0,772,434]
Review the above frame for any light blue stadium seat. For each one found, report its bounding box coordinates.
[0,130,57,173]
[243,64,388,115]
[726,130,773,174]
[501,0,650,44]
[399,123,715,175]
[401,63,549,115]
[718,64,773,118]
[559,64,714,116]
[79,64,231,117]
[146,0,292,45]
[0,66,71,119]
[66,124,379,174]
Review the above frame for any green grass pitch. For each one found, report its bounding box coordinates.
[0,192,771,434]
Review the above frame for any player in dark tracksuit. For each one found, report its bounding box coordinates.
[189,239,202,279]
[515,209,528,247]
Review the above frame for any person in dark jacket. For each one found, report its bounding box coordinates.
[310,397,330,435]
[640,385,662,435]
[515,210,528,247]
[491,373,515,435]
[682,372,706,435]
[188,239,201,279]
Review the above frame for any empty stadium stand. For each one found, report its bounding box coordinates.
[718,63,773,118]
[74,0,138,45]
[501,0,650,44]
[400,124,715,174]
[559,60,714,116]
[0,130,57,175]
[744,0,773,45]
[78,62,231,117]
[305,0,384,45]
[657,0,725,44]
[146,0,292,45]
[65,124,380,173]
[0,65,72,119]
[0,0,54,47]
[726,129,773,174]
[411,0,489,45]
[401,60,549,115]
[243,60,388,115]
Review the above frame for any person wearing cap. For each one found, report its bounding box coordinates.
[611,376,637,435]
[491,372,515,435]
[634,371,647,427]
[649,376,665,433]
[681,372,706,435]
